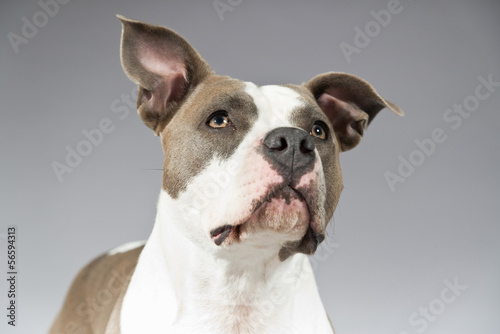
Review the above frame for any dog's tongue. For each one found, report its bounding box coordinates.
[210,224,234,246]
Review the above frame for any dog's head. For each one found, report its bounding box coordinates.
[118,16,403,261]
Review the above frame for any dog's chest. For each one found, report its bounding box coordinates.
[172,296,287,333]
[119,232,331,333]
[172,271,296,333]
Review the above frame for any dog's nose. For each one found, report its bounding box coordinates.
[263,127,316,172]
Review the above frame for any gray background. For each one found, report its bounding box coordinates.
[1,0,499,333]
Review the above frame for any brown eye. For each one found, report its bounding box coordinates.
[311,123,327,140]
[207,112,230,128]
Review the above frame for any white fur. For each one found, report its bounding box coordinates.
[119,84,333,333]
[107,240,146,256]
[120,192,332,334]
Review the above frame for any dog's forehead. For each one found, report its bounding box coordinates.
[243,82,309,125]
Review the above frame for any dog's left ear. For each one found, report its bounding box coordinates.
[305,72,404,151]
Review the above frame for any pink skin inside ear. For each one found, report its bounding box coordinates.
[138,45,188,105]
[140,73,186,107]
[317,92,367,150]
[317,93,363,130]
[166,73,188,103]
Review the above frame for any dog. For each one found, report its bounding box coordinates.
[50,15,403,334]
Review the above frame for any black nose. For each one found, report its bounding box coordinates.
[263,127,316,173]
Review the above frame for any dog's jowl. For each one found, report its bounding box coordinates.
[50,15,403,334]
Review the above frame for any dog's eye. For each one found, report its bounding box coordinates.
[311,123,327,140]
[207,112,230,128]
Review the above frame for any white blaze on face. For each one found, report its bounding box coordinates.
[248,83,304,130]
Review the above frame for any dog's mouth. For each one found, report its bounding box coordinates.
[209,185,315,246]
[210,224,237,246]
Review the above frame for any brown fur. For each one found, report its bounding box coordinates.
[160,75,258,198]
[49,246,143,334]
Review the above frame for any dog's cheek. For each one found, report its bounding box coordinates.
[293,157,327,230]
[323,160,342,224]
[203,150,285,231]
[316,140,343,225]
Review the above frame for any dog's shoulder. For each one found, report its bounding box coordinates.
[49,243,144,334]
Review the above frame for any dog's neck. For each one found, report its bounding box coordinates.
[120,190,332,333]
[155,189,311,331]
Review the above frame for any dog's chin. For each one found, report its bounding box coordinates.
[210,187,311,248]
[239,196,310,242]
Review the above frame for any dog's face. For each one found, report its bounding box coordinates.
[159,77,340,260]
[118,16,403,260]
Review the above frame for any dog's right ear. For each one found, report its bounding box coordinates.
[118,15,212,134]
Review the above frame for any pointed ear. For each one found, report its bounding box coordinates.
[305,72,404,152]
[118,15,212,134]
